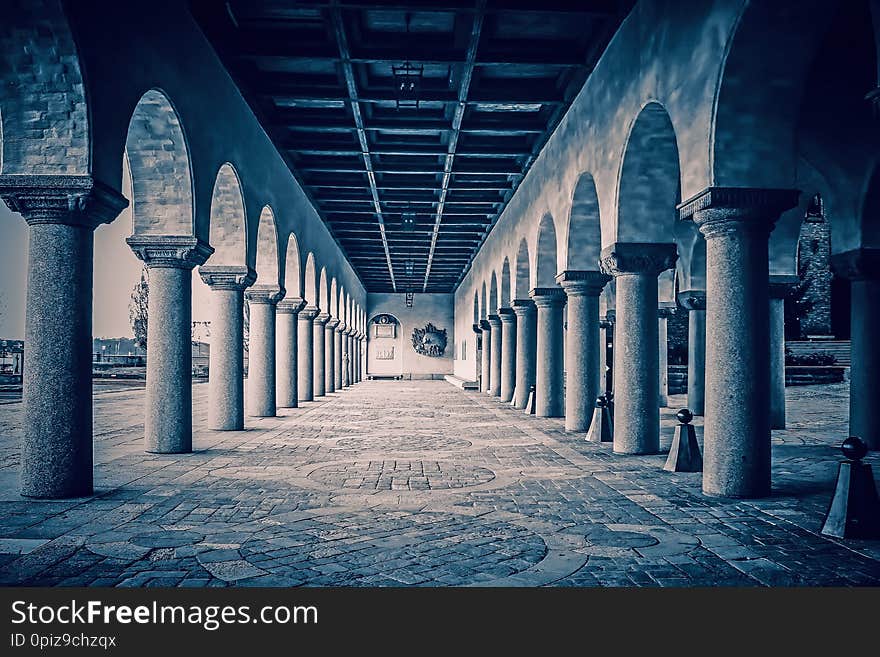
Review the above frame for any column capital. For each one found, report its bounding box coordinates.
[676,289,706,311]
[0,174,128,229]
[605,309,616,324]
[199,265,256,291]
[498,307,516,323]
[345,325,356,336]
[299,305,319,320]
[678,187,799,238]
[599,242,677,277]
[126,235,213,270]
[326,318,340,330]
[830,248,880,281]
[472,323,482,334]
[314,312,331,326]
[245,285,285,305]
[555,270,611,295]
[511,298,536,313]
[336,321,347,333]
[277,297,305,314]
[768,274,799,299]
[487,313,502,327]
[658,306,676,319]
[479,319,492,331]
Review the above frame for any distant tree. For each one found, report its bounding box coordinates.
[129,267,149,350]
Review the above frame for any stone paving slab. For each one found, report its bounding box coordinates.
[0,380,877,587]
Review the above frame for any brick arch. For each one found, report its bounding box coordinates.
[304,253,318,306]
[534,213,558,287]
[616,101,680,244]
[514,238,530,300]
[254,205,280,290]
[283,232,301,298]
[208,163,247,267]
[125,89,193,237]
[566,172,602,270]
[0,0,89,174]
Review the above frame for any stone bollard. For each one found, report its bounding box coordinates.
[664,408,703,472]
[821,437,880,539]
[587,394,613,443]
[523,384,536,415]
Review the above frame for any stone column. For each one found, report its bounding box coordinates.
[599,243,677,454]
[605,310,616,394]
[325,318,338,393]
[677,291,706,416]
[341,330,351,388]
[831,249,880,450]
[346,329,355,385]
[487,314,502,396]
[355,332,363,383]
[557,271,610,432]
[0,176,127,497]
[313,312,329,397]
[680,187,798,497]
[498,308,517,403]
[511,300,537,409]
[658,306,673,407]
[245,287,284,417]
[529,287,566,418]
[334,322,344,390]
[199,266,256,429]
[479,319,492,393]
[276,297,305,408]
[298,306,318,402]
[768,276,796,429]
[128,235,213,453]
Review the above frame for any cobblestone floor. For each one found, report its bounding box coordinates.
[0,380,878,587]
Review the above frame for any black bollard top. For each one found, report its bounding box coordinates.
[676,408,693,425]
[841,436,867,462]
[595,395,607,408]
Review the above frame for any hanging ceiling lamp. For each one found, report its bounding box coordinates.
[392,13,423,110]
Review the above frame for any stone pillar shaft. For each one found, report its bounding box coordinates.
[200,266,255,429]
[334,325,344,390]
[479,320,492,393]
[681,186,798,497]
[832,249,880,450]
[600,243,677,454]
[658,307,672,407]
[128,235,213,453]
[769,277,796,429]
[313,313,328,397]
[246,288,283,417]
[298,307,317,402]
[511,300,537,409]
[557,271,610,432]
[276,298,304,408]
[530,287,566,418]
[678,291,706,416]
[498,308,517,403]
[1,176,128,497]
[325,319,338,393]
[488,315,502,396]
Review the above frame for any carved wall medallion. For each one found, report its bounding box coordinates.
[370,313,399,338]
[412,323,447,357]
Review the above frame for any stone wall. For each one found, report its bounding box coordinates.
[367,293,454,379]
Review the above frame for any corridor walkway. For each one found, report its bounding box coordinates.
[0,380,878,587]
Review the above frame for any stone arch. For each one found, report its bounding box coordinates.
[283,233,301,298]
[473,292,480,324]
[345,293,352,326]
[480,281,488,320]
[535,213,558,287]
[514,238,530,299]
[860,165,880,248]
[208,163,247,266]
[673,219,704,292]
[330,278,338,318]
[566,172,602,269]
[489,271,498,313]
[318,267,329,313]
[254,205,280,290]
[0,0,89,175]
[337,284,345,321]
[616,102,680,244]
[500,258,512,308]
[125,89,193,237]
[304,253,318,306]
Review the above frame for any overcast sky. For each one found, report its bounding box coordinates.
[0,180,213,340]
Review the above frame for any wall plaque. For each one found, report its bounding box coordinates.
[376,347,395,360]
[371,313,398,339]
[412,323,447,358]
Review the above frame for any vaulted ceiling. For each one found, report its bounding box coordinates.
[191,0,631,293]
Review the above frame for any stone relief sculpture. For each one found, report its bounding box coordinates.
[411,323,447,357]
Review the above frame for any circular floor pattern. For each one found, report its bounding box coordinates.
[333,434,472,453]
[583,527,659,548]
[130,529,205,549]
[307,460,495,491]
[234,511,547,586]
